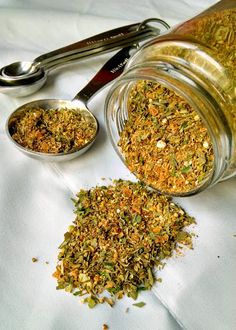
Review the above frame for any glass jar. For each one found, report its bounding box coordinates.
[105,0,236,196]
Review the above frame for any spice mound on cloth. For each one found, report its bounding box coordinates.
[53,180,195,307]
[118,81,214,195]
[11,107,97,154]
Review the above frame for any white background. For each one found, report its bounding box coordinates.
[0,1,235,330]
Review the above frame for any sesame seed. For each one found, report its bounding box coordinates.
[162,118,167,124]
[156,140,166,149]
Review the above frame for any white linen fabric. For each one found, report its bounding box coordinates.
[0,1,235,330]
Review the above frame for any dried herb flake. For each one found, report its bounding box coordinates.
[133,302,146,308]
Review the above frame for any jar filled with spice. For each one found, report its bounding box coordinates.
[105,0,236,196]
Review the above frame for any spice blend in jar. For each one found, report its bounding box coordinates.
[53,180,195,307]
[105,1,236,195]
[118,81,214,194]
[10,107,97,154]
[177,7,236,79]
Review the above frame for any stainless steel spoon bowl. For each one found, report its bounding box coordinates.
[0,18,169,97]
[6,46,136,161]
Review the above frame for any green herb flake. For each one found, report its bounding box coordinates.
[181,166,191,174]
[132,301,146,308]
[84,297,97,309]
[133,214,142,224]
[73,291,83,296]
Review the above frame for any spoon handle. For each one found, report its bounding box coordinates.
[34,19,167,72]
[42,29,153,72]
[34,23,145,65]
[73,45,137,104]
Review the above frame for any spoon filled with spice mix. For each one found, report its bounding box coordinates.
[6,46,136,161]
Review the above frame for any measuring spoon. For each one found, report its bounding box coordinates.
[0,18,169,97]
[6,45,136,161]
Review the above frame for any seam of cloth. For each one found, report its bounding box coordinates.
[46,162,75,196]
[152,288,186,329]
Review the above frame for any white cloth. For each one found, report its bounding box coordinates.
[1,1,235,330]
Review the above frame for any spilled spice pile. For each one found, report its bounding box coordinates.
[53,180,195,307]
[118,81,214,194]
[10,107,97,153]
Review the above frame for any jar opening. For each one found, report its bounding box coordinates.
[105,64,230,196]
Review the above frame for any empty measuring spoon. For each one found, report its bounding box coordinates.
[6,45,137,161]
[0,18,169,97]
